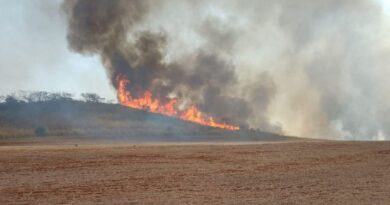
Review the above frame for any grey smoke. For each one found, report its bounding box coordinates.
[63,0,390,140]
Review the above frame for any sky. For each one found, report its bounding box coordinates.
[1,0,390,140]
[0,0,116,100]
[380,0,390,14]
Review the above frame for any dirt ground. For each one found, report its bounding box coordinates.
[1,141,390,204]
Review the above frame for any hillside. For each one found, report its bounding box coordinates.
[0,99,292,142]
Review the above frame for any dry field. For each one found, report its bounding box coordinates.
[1,140,390,204]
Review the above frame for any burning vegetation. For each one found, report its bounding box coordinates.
[117,75,239,130]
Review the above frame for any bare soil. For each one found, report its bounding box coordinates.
[1,141,390,204]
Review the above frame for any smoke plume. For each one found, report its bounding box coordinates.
[63,0,390,140]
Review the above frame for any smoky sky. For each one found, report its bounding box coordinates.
[2,0,390,140]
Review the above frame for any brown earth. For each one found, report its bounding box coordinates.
[1,140,390,204]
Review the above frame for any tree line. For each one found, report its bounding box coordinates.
[0,91,113,104]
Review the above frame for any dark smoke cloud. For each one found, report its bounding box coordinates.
[63,0,390,140]
[63,0,147,54]
[63,0,257,126]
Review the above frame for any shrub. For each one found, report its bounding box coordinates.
[34,126,47,137]
[81,93,104,103]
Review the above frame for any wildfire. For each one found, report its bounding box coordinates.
[116,75,240,131]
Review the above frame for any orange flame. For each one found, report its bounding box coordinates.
[116,75,240,131]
